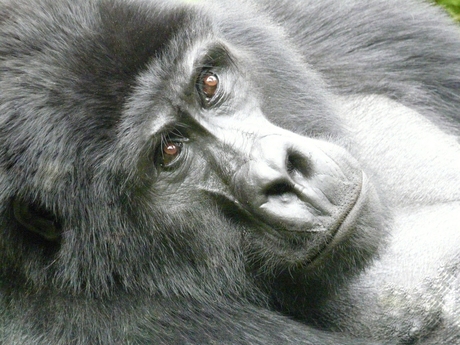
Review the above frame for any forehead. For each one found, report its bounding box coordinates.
[50,1,217,124]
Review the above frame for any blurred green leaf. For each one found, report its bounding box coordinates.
[435,0,460,21]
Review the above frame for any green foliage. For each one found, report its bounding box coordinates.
[435,0,460,21]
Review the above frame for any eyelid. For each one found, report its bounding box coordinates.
[196,43,233,69]
[148,117,178,142]
[161,128,189,142]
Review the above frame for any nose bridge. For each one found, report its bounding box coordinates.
[197,117,299,209]
[244,134,293,189]
[202,115,293,182]
[249,134,289,170]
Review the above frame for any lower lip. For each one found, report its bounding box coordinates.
[307,171,369,265]
[331,171,369,244]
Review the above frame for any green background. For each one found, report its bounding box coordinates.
[435,0,460,21]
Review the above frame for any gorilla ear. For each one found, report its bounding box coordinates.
[12,197,61,241]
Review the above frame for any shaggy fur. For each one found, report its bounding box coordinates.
[1,0,459,344]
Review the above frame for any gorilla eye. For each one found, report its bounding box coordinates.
[161,141,182,167]
[199,71,219,101]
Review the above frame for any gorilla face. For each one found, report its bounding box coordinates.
[113,17,385,279]
[144,74,375,264]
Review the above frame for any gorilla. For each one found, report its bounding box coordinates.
[1,0,460,344]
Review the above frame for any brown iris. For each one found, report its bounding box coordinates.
[162,142,181,166]
[201,72,219,99]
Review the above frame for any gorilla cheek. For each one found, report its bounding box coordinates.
[231,134,375,263]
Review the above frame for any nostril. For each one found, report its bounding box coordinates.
[265,181,293,197]
[287,151,311,177]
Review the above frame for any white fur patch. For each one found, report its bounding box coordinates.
[336,95,460,206]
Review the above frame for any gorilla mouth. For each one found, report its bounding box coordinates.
[305,171,370,264]
[329,172,368,237]
[251,171,369,264]
[264,170,367,233]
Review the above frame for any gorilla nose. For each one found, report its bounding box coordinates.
[233,135,361,232]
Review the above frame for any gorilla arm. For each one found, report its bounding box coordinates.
[1,292,382,345]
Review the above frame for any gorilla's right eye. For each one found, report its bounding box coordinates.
[155,130,189,169]
[161,141,182,167]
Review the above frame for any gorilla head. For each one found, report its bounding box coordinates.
[1,0,459,344]
[0,0,379,293]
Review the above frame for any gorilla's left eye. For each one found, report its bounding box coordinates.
[198,71,219,103]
